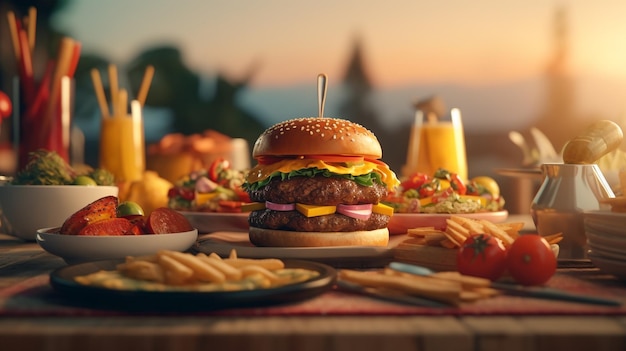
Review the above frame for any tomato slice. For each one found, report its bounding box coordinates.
[256,155,285,165]
[306,155,364,163]
[336,204,373,220]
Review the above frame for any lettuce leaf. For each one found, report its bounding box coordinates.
[243,167,383,191]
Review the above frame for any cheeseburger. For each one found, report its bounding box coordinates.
[242,117,400,247]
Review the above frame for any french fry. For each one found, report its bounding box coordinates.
[450,215,484,235]
[429,271,491,290]
[339,269,462,305]
[478,219,515,247]
[240,265,281,282]
[440,238,458,249]
[196,253,243,280]
[161,250,226,283]
[543,232,563,245]
[223,258,285,270]
[407,227,442,237]
[229,249,238,259]
[117,260,165,283]
[443,221,468,247]
[157,252,195,285]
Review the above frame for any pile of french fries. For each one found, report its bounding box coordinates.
[339,267,499,306]
[112,249,307,289]
[402,215,563,249]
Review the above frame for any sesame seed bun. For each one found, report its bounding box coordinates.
[249,226,390,247]
[252,117,383,159]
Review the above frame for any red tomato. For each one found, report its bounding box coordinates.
[506,234,556,286]
[449,173,467,195]
[400,172,430,190]
[208,158,230,182]
[457,234,508,281]
[0,91,11,118]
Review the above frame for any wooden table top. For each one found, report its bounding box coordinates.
[2,227,626,351]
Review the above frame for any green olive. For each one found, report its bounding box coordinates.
[74,175,97,186]
[117,201,145,217]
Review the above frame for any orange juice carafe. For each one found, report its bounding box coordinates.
[405,108,468,181]
[99,101,145,183]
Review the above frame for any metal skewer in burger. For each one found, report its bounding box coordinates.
[242,74,400,247]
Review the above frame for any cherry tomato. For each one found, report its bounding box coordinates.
[418,182,436,198]
[506,234,556,286]
[400,172,430,190]
[0,91,12,118]
[457,234,508,281]
[449,173,467,195]
[209,158,230,182]
[431,187,455,204]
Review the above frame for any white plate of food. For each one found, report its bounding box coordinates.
[37,228,199,264]
[193,231,409,268]
[179,211,249,233]
[387,210,509,235]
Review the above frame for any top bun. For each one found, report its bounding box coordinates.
[252,117,382,159]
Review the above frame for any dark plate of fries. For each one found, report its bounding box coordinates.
[49,253,336,312]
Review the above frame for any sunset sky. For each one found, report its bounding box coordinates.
[51,0,626,88]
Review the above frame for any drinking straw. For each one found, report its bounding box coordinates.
[46,37,76,118]
[118,89,128,117]
[108,64,119,116]
[17,30,34,103]
[137,65,155,106]
[27,7,36,52]
[90,68,110,118]
[61,76,71,154]
[6,11,20,62]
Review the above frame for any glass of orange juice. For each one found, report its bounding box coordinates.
[99,101,145,183]
[405,108,468,180]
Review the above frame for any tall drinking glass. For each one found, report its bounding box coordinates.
[405,108,468,180]
[99,100,145,183]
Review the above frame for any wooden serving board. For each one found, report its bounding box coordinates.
[392,238,457,272]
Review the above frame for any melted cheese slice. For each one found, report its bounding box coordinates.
[242,202,395,218]
[246,158,400,190]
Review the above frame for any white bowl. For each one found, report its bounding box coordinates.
[36,228,199,264]
[0,185,119,241]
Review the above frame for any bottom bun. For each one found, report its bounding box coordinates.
[249,227,389,247]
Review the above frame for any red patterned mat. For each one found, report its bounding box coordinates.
[1,268,625,317]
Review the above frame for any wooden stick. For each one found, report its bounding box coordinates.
[27,7,36,52]
[118,89,128,117]
[108,64,119,116]
[90,68,110,118]
[6,11,21,62]
[47,37,76,113]
[136,65,154,106]
[17,30,34,103]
